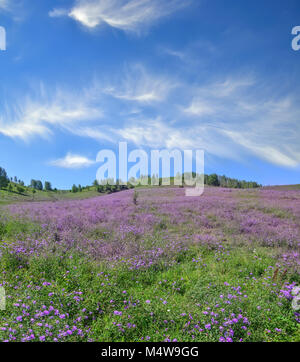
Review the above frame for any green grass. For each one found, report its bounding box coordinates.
[0,217,41,240]
[0,186,104,204]
[0,243,298,342]
[0,187,299,342]
[263,184,300,190]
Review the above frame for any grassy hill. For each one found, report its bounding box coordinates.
[0,186,299,342]
[263,184,300,190]
[0,184,103,205]
[2,183,300,205]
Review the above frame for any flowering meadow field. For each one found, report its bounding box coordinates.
[0,186,299,342]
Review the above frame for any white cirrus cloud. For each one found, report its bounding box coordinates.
[104,64,176,103]
[182,76,300,168]
[0,0,9,10]
[183,77,256,117]
[1,68,300,169]
[112,118,238,161]
[184,100,215,117]
[49,8,69,18]
[49,0,190,33]
[0,0,21,15]
[0,85,103,141]
[0,66,173,142]
[50,152,96,169]
[222,130,299,168]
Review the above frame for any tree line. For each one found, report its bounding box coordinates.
[30,179,52,191]
[71,180,133,194]
[1,165,261,197]
[0,167,54,194]
[204,174,261,188]
[128,173,261,189]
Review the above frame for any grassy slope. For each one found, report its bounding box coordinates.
[0,187,299,342]
[0,186,103,205]
[2,183,299,205]
[263,184,300,190]
[0,229,299,342]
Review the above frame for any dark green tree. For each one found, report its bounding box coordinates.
[0,167,9,189]
[97,185,104,193]
[36,180,43,190]
[30,179,36,188]
[31,179,43,190]
[207,173,220,186]
[44,181,52,191]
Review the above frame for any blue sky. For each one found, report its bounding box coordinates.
[0,0,300,189]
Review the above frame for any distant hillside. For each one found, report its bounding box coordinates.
[0,165,133,205]
[0,185,104,205]
[133,173,261,189]
[0,165,279,206]
[263,184,300,191]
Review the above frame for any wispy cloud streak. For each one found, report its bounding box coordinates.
[50,0,189,34]
[0,86,103,141]
[1,68,300,168]
[104,65,175,103]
